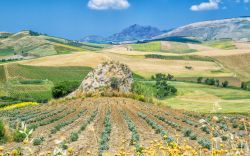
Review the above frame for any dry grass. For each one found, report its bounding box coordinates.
[21,50,231,78]
[215,52,250,81]
[22,52,108,68]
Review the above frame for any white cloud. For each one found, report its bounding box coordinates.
[190,0,221,11]
[88,0,130,10]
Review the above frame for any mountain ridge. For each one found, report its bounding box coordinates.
[154,17,250,41]
[81,24,163,43]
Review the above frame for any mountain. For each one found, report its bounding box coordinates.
[80,35,106,44]
[154,17,250,41]
[0,30,105,60]
[81,24,163,43]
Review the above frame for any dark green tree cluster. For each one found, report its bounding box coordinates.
[154,73,177,99]
[241,82,249,90]
[52,81,80,98]
[197,77,229,88]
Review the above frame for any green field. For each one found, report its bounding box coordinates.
[131,41,197,53]
[0,47,15,56]
[203,39,237,50]
[0,64,92,102]
[6,80,53,102]
[5,64,92,84]
[165,81,250,113]
[145,54,214,62]
[136,80,250,114]
[131,41,162,52]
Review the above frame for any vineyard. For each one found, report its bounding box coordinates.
[0,97,249,155]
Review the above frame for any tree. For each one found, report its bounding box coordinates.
[197,77,203,83]
[241,82,248,90]
[167,74,174,81]
[154,73,177,99]
[205,78,215,85]
[222,81,229,88]
[52,81,80,98]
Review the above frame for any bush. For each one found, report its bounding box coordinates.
[52,81,80,98]
[13,131,26,142]
[241,82,248,90]
[197,77,203,83]
[222,81,229,88]
[205,78,215,85]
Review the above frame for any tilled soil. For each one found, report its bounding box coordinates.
[1,97,249,156]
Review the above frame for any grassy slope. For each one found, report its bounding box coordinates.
[131,41,197,53]
[215,53,250,81]
[137,81,250,113]
[203,39,237,50]
[165,81,250,113]
[131,42,162,52]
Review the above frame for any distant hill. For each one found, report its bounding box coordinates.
[81,24,163,44]
[0,30,106,59]
[80,35,106,44]
[154,17,250,41]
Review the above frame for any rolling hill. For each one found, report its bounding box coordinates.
[0,30,106,60]
[155,17,250,41]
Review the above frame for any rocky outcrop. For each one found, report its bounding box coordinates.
[72,61,133,96]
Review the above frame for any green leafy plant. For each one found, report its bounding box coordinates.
[70,132,79,142]
[32,137,44,146]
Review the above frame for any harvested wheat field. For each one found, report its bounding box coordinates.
[0,97,249,156]
[21,50,231,78]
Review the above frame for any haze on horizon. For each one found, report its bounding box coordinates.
[0,0,249,40]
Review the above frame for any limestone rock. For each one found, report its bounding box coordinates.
[72,61,133,96]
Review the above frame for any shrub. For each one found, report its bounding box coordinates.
[241,82,248,90]
[52,81,80,98]
[205,78,215,85]
[197,77,203,83]
[70,132,79,142]
[222,81,229,88]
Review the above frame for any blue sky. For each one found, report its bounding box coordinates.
[0,0,249,39]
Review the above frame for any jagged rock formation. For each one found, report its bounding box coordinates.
[72,61,133,96]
